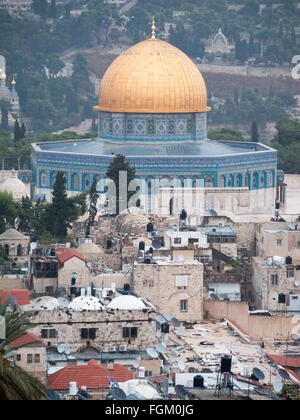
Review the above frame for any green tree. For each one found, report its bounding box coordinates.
[106,154,136,215]
[0,192,18,234]
[0,301,49,400]
[251,121,259,142]
[86,177,99,237]
[48,172,69,240]
[0,100,11,131]
[274,118,300,146]
[49,0,57,19]
[13,120,21,145]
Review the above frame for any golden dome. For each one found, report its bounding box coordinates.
[95,38,210,114]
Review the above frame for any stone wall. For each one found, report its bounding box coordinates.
[203,299,299,343]
[0,277,24,290]
[29,308,156,353]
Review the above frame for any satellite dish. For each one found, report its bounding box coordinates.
[111,387,127,401]
[126,394,139,400]
[252,368,265,381]
[171,317,180,327]
[178,361,186,371]
[278,368,290,381]
[156,314,165,325]
[133,361,139,369]
[65,347,71,355]
[177,327,185,336]
[291,333,300,345]
[175,385,186,400]
[163,313,173,322]
[156,343,167,355]
[273,375,283,393]
[156,330,162,339]
[57,344,65,354]
[146,347,159,358]
[294,280,300,287]
[136,356,141,362]
[152,239,162,250]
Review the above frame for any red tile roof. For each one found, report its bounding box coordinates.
[0,289,30,306]
[48,360,135,390]
[267,353,300,369]
[10,332,45,348]
[55,248,87,266]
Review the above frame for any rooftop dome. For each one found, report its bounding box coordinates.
[95,38,210,114]
[0,175,29,201]
[77,242,104,256]
[25,296,59,311]
[116,208,150,235]
[68,296,104,311]
[107,295,146,310]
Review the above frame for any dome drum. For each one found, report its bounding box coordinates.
[98,111,207,142]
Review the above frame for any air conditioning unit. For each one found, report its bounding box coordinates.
[109,345,117,352]
[119,345,127,352]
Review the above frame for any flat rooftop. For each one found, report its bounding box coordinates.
[34,138,275,158]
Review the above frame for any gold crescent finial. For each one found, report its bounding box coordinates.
[151,16,156,39]
[12,74,16,85]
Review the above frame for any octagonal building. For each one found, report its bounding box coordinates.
[31,29,277,216]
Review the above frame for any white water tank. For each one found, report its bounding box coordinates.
[267,257,273,266]
[138,366,145,378]
[69,382,78,396]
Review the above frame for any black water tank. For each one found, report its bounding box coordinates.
[161,323,170,333]
[124,283,130,291]
[139,241,145,251]
[193,375,204,388]
[147,223,154,232]
[106,239,112,249]
[278,293,286,304]
[221,356,232,373]
[275,202,280,210]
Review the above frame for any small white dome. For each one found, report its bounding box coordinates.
[107,295,146,310]
[0,176,29,201]
[26,296,59,311]
[68,296,104,311]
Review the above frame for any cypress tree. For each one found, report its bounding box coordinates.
[13,120,21,145]
[251,121,259,142]
[86,178,99,237]
[49,172,69,240]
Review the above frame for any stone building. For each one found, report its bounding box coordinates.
[256,221,300,260]
[26,295,157,354]
[11,332,47,384]
[0,228,30,265]
[252,256,300,312]
[133,259,203,322]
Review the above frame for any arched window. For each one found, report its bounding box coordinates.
[50,172,57,187]
[17,244,22,257]
[252,172,259,189]
[227,175,234,187]
[72,173,80,190]
[204,176,214,188]
[40,171,47,187]
[267,170,274,187]
[220,175,226,187]
[236,174,242,187]
[71,272,78,286]
[83,174,90,191]
[4,244,9,256]
[245,173,250,188]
